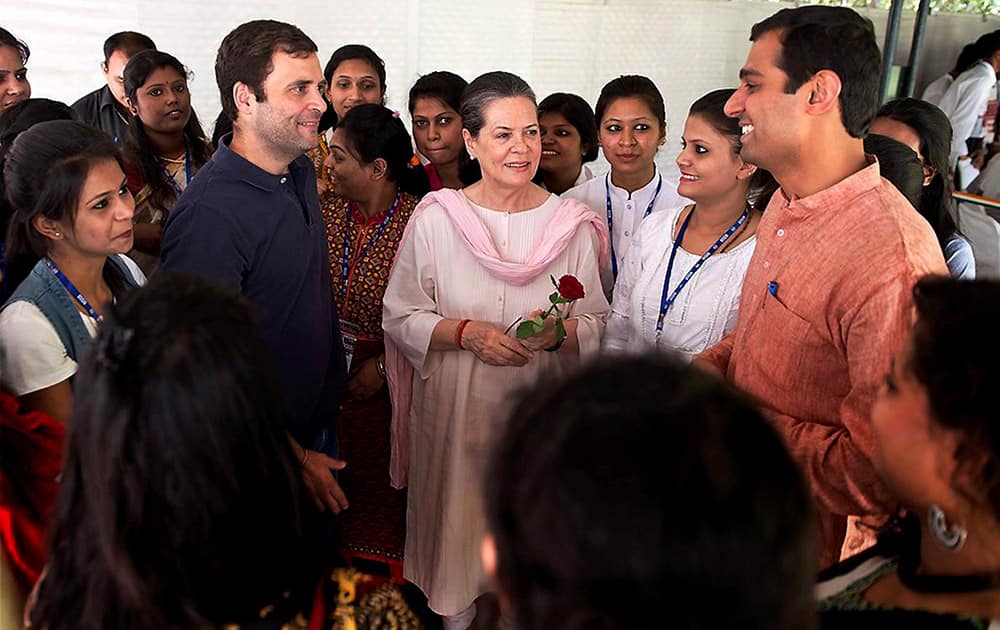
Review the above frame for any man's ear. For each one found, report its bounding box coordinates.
[804,70,842,116]
[126,96,138,116]
[100,61,109,75]
[233,81,256,117]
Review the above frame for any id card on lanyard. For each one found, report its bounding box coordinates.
[340,319,360,372]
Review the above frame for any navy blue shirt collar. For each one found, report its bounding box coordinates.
[215,132,313,193]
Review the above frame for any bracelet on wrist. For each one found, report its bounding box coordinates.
[376,355,386,379]
[300,449,310,467]
[544,336,565,352]
[455,319,472,350]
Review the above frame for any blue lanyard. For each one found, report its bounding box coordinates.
[158,144,191,197]
[656,204,750,333]
[45,258,103,323]
[605,172,662,279]
[340,192,401,294]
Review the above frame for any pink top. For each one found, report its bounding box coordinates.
[698,159,948,568]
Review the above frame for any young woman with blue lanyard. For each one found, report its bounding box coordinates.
[0,120,145,424]
[121,50,212,275]
[603,89,776,361]
[563,75,687,291]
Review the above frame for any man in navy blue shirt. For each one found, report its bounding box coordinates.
[162,20,348,514]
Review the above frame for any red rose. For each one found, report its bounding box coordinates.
[557,274,585,300]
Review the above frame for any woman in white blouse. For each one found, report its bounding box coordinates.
[604,89,776,361]
[562,75,687,288]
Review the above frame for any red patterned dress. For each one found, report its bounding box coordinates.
[322,190,418,578]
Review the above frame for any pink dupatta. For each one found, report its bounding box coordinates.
[384,189,609,488]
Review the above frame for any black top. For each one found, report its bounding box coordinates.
[161,135,346,445]
[71,85,131,144]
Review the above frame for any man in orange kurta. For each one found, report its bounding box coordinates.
[696,6,948,568]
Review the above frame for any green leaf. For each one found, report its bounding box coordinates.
[516,320,542,339]
[549,291,560,304]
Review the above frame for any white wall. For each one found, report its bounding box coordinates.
[7,0,1000,178]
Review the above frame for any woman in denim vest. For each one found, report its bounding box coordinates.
[0,120,144,424]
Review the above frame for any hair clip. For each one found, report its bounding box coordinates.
[96,327,135,372]
[392,110,401,119]
[409,154,421,168]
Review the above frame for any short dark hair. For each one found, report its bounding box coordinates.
[461,71,535,138]
[538,92,598,163]
[101,31,156,65]
[909,277,1000,522]
[29,272,320,629]
[486,355,817,630]
[3,120,121,288]
[0,27,30,65]
[974,29,1000,62]
[408,70,466,116]
[336,103,429,197]
[122,50,212,215]
[876,98,958,248]
[864,134,924,209]
[215,20,318,122]
[594,75,666,134]
[688,88,778,212]
[750,6,881,138]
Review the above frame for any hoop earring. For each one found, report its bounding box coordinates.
[929,504,967,551]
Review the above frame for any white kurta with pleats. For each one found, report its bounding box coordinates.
[382,192,608,615]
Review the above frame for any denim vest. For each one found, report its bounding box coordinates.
[1,256,140,363]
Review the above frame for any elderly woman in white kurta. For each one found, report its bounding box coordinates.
[604,89,776,361]
[383,71,609,629]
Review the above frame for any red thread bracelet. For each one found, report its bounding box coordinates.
[455,319,471,349]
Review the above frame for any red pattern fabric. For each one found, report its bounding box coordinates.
[320,191,417,566]
[322,193,418,339]
[0,391,65,591]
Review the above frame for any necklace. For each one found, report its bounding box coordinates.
[896,527,1000,593]
[157,138,191,197]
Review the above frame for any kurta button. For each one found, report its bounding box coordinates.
[280,177,287,183]
[624,231,630,237]
[777,228,785,237]
[763,261,771,269]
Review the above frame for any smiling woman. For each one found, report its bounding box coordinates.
[535,92,598,194]
[383,71,611,628]
[603,88,776,360]
[309,44,387,196]
[120,50,212,275]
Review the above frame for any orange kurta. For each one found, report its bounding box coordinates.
[698,159,948,569]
